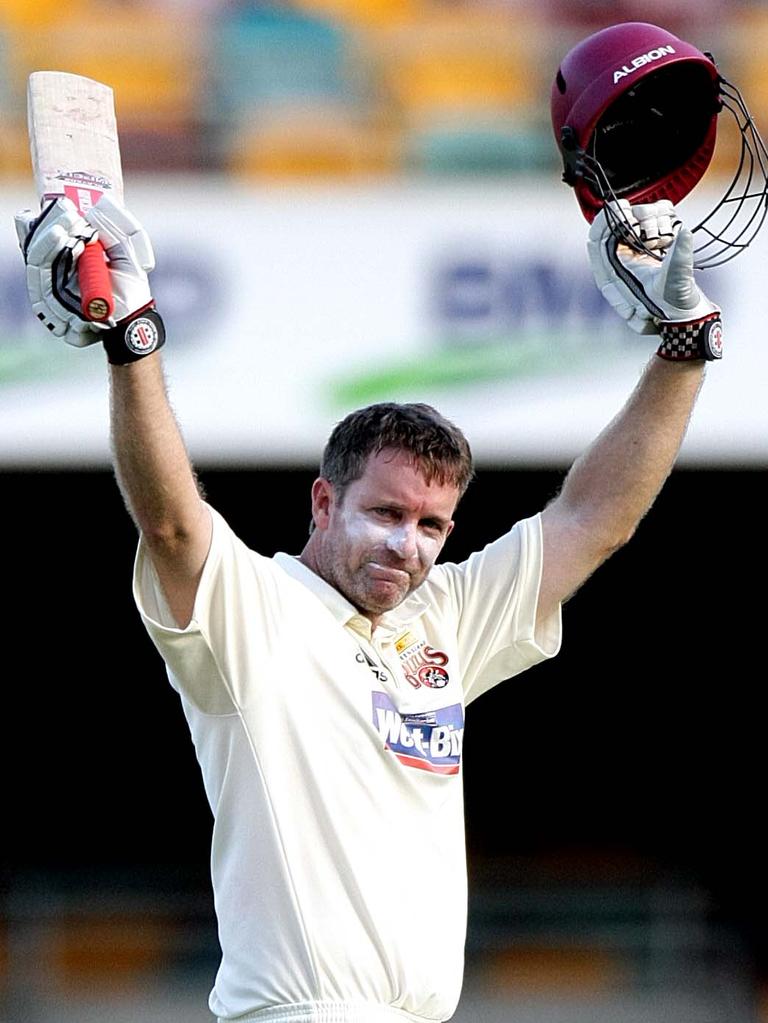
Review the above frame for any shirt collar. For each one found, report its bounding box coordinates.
[273,552,429,641]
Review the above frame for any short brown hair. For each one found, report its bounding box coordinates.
[320,402,474,498]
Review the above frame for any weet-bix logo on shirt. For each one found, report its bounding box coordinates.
[372,692,464,775]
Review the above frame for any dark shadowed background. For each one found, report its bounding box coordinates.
[4,466,763,981]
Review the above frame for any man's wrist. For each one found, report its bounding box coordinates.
[656,312,723,362]
[102,304,166,365]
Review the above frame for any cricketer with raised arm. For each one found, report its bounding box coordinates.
[14,186,718,1023]
[20,19,764,1018]
[17,21,761,1021]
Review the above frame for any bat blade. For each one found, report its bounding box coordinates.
[27,71,124,322]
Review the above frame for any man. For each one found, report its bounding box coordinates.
[16,193,719,1023]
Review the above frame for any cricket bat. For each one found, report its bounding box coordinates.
[27,71,123,322]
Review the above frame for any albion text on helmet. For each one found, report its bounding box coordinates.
[614,46,675,84]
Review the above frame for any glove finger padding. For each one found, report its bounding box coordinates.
[22,200,91,266]
[14,209,36,250]
[84,195,154,323]
[82,195,165,365]
[85,198,155,271]
[16,197,104,346]
[627,200,679,252]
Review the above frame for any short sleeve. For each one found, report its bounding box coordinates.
[426,514,562,704]
[133,505,288,715]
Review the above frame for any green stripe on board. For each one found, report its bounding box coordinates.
[330,335,596,406]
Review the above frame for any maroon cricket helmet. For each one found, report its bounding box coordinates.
[550,21,768,268]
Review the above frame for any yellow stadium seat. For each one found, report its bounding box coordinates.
[211,5,394,180]
[374,8,544,125]
[294,0,421,29]
[6,6,204,130]
[0,0,92,29]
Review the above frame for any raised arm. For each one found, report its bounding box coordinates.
[538,357,703,621]
[110,355,211,628]
[16,196,211,627]
[537,200,722,623]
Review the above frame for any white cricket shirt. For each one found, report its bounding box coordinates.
[134,505,561,1023]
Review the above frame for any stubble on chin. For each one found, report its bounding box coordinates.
[342,563,415,617]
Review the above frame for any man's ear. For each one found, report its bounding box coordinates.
[310,477,334,531]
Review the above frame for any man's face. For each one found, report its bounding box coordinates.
[311,448,458,623]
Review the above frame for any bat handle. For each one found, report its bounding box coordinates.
[78,239,114,321]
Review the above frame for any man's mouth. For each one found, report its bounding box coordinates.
[367,562,411,585]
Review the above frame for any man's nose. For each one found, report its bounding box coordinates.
[386,524,418,560]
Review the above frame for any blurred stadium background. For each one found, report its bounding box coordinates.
[1,1,767,1021]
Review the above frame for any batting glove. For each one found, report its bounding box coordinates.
[588,199,723,361]
[15,198,103,347]
[83,195,165,363]
[82,195,155,323]
[16,195,165,363]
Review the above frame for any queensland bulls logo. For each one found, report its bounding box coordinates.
[395,631,451,689]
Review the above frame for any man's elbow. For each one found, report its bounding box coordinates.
[592,518,640,564]
[140,503,211,564]
[566,511,639,573]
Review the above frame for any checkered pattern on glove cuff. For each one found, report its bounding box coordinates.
[657,313,723,362]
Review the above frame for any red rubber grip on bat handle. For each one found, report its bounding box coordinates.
[78,239,114,322]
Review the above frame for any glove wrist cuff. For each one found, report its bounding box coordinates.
[102,304,165,365]
[656,313,723,362]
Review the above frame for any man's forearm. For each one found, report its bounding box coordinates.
[558,356,705,548]
[109,353,206,545]
[538,356,706,617]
